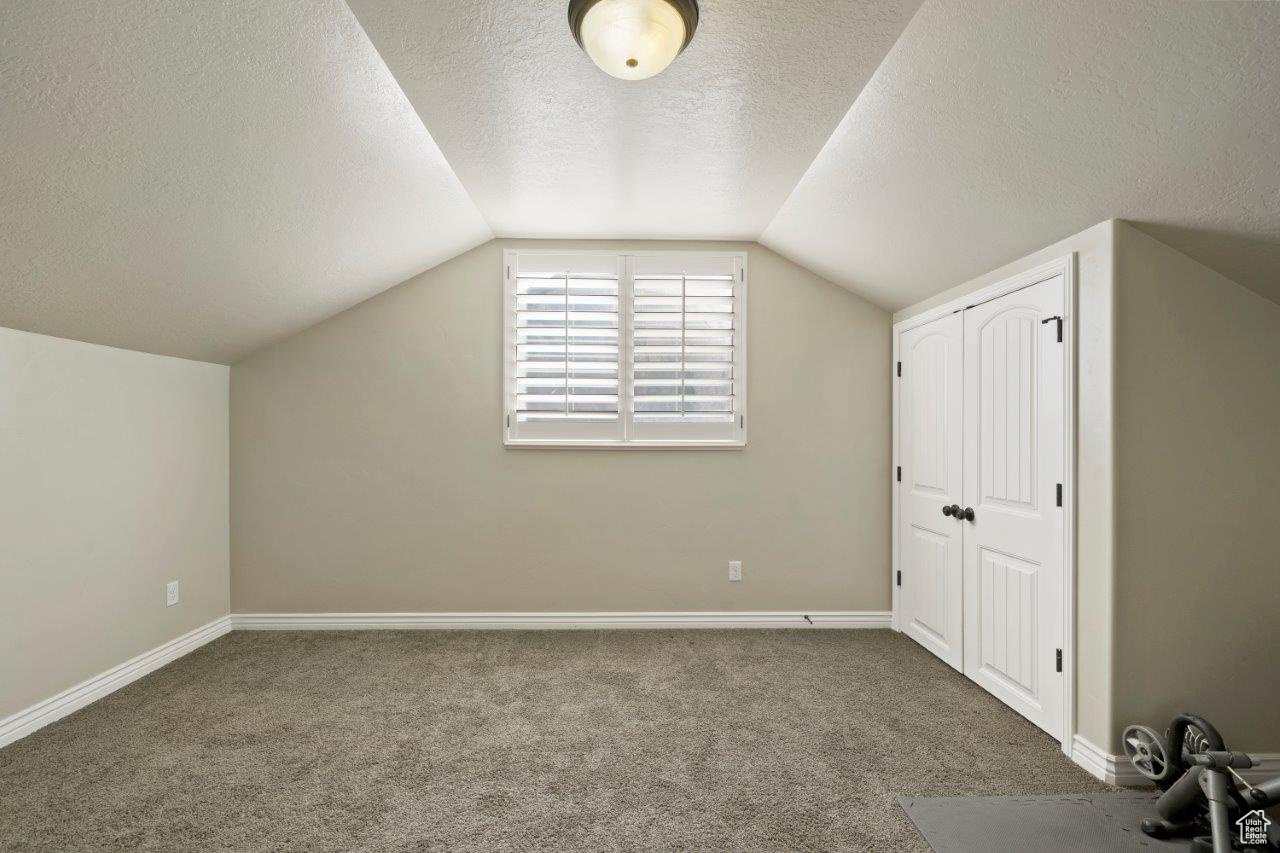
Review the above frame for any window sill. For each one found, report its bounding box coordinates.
[503,439,746,450]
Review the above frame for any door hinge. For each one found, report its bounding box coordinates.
[896,570,902,587]
[1041,315,1063,342]
[1056,648,1063,673]
[506,413,511,429]
[739,413,745,428]
[896,361,902,377]
[1056,483,1063,507]
[896,465,902,482]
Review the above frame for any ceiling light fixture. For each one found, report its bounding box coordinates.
[568,0,699,81]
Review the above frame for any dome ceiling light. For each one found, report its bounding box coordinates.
[568,0,700,81]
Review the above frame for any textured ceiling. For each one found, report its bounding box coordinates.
[0,0,491,364]
[762,0,1280,310]
[344,0,923,239]
[4,0,1279,363]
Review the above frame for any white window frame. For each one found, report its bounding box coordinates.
[503,249,747,449]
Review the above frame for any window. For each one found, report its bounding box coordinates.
[503,251,747,447]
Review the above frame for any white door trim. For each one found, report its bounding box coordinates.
[892,253,1077,755]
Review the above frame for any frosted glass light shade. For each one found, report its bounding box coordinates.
[573,0,696,81]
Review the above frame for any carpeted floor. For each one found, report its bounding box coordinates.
[0,630,1111,851]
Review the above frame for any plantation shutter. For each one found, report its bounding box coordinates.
[506,253,624,442]
[629,254,744,443]
[505,251,745,446]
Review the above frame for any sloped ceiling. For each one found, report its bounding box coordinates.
[343,0,923,239]
[0,0,491,364]
[762,0,1280,309]
[2,0,1279,364]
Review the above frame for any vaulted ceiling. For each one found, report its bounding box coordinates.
[762,0,1280,310]
[343,0,921,239]
[2,0,1278,364]
[0,0,491,364]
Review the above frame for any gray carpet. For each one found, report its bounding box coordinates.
[0,630,1112,851]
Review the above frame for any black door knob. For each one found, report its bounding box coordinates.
[942,504,959,517]
[959,506,975,521]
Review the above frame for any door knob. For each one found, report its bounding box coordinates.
[958,506,975,522]
[942,504,959,517]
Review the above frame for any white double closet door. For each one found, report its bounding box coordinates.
[898,274,1065,740]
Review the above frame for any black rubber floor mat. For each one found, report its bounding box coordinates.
[898,794,1187,852]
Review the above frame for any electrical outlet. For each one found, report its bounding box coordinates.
[728,561,742,582]
[166,580,179,607]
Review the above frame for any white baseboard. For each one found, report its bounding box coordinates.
[0,611,885,749]
[9,613,1278,794]
[230,611,893,630]
[0,616,232,749]
[1072,734,1280,787]
[1071,734,1150,786]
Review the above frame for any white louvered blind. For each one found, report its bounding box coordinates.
[628,254,742,443]
[508,253,624,442]
[505,251,745,446]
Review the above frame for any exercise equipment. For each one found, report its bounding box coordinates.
[1122,714,1279,852]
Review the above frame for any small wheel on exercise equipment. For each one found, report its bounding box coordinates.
[1123,724,1177,787]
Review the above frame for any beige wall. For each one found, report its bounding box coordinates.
[231,240,891,613]
[0,328,229,720]
[1112,222,1280,752]
[894,220,1118,752]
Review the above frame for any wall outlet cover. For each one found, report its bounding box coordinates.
[729,561,742,582]
[166,581,179,606]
